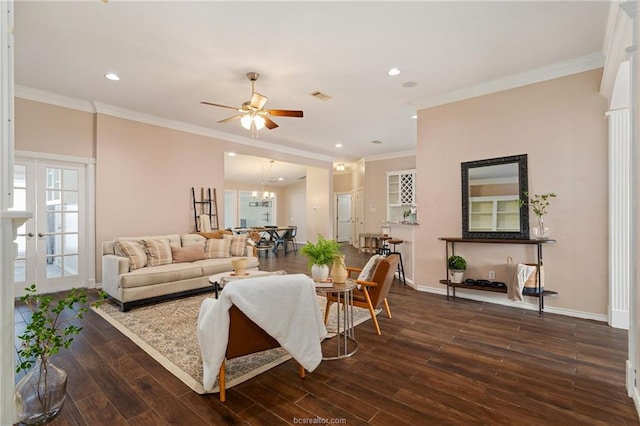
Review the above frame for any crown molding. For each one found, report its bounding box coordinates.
[363,150,416,163]
[414,52,605,110]
[91,102,333,162]
[600,1,635,102]
[14,86,332,163]
[15,85,95,113]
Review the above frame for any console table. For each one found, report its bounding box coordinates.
[438,237,557,315]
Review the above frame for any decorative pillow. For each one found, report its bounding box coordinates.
[223,234,249,257]
[143,239,173,267]
[171,245,206,263]
[205,238,231,259]
[114,240,147,271]
[357,254,384,282]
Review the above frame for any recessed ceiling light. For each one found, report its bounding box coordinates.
[335,143,343,148]
[227,152,236,157]
[278,177,284,181]
[105,72,120,81]
[410,115,417,119]
[387,68,401,76]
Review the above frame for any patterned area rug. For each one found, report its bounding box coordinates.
[92,293,376,394]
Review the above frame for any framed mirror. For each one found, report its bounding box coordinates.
[461,154,529,239]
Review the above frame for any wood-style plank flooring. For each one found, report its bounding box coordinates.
[15,244,638,425]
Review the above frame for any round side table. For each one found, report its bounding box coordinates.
[316,279,359,360]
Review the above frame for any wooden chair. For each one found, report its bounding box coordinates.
[220,305,305,402]
[324,254,400,335]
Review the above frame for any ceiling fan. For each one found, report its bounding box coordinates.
[201,72,303,135]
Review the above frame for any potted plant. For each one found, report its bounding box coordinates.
[520,191,557,240]
[447,255,467,283]
[300,234,342,281]
[15,284,104,425]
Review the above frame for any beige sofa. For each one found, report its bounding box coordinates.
[102,233,259,311]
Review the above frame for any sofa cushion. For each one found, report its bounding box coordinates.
[171,244,206,263]
[205,238,231,259]
[114,240,147,271]
[143,239,173,267]
[223,234,249,256]
[181,233,206,248]
[194,256,260,276]
[119,262,203,288]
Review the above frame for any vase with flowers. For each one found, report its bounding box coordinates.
[519,192,557,240]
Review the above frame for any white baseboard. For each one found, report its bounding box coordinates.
[627,360,635,398]
[610,307,630,330]
[633,381,640,420]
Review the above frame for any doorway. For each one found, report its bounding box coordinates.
[336,193,352,243]
[12,157,91,296]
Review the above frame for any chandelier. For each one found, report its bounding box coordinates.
[252,160,275,201]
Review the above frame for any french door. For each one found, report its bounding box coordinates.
[12,158,87,296]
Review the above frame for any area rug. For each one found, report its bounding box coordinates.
[92,293,377,394]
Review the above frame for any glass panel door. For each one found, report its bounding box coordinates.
[12,160,86,296]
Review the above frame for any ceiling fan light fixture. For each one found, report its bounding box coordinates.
[254,115,266,130]
[240,113,266,131]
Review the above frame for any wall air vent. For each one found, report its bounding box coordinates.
[310,91,332,101]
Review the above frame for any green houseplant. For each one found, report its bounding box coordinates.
[15,284,105,425]
[300,234,342,281]
[447,255,467,284]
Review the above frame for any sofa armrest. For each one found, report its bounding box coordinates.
[102,254,130,299]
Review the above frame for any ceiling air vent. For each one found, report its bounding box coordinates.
[310,91,332,101]
[297,175,307,180]
[371,140,383,145]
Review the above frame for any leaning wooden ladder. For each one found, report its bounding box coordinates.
[192,187,219,232]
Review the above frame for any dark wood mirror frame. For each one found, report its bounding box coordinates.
[461,154,529,240]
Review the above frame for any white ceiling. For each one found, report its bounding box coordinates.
[13,1,610,185]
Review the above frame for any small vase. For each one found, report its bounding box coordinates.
[15,359,68,425]
[311,264,329,281]
[330,255,348,284]
[449,270,465,284]
[534,215,549,240]
[231,257,249,276]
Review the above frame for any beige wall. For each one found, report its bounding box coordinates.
[15,98,94,157]
[333,172,352,193]
[95,114,226,238]
[306,166,333,240]
[363,156,416,233]
[282,179,307,243]
[416,69,608,315]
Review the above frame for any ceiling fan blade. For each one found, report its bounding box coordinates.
[217,114,243,124]
[201,101,242,111]
[267,109,304,118]
[264,116,279,130]
[250,93,268,110]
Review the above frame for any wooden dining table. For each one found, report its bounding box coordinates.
[233,227,294,253]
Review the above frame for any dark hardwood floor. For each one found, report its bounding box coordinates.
[15,244,639,425]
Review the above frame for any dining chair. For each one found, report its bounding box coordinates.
[284,226,298,253]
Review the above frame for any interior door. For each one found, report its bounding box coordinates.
[355,189,364,248]
[12,160,86,296]
[336,194,352,243]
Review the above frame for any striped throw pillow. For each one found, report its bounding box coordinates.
[205,238,231,259]
[143,239,173,267]
[223,234,249,257]
[114,240,147,271]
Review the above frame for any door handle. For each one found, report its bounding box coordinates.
[27,232,34,237]
[38,232,46,238]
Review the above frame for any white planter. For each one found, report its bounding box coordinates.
[449,270,465,284]
[311,264,330,281]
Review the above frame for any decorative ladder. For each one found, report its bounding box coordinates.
[192,187,219,232]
